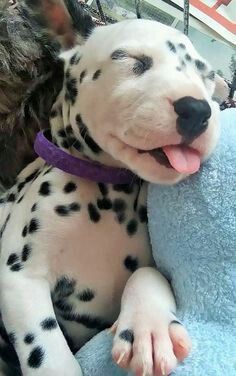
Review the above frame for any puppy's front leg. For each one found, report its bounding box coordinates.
[112,267,191,376]
[0,275,82,376]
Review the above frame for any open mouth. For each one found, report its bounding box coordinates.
[139,144,201,174]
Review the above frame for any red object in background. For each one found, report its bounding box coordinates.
[212,0,232,10]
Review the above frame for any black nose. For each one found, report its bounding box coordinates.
[174,96,211,140]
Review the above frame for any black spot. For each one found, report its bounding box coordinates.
[8,332,16,345]
[17,182,25,193]
[185,53,192,61]
[124,255,138,272]
[88,203,101,223]
[77,289,95,302]
[65,72,78,105]
[93,70,101,80]
[195,59,206,71]
[63,182,77,194]
[39,182,51,197]
[10,263,23,272]
[55,205,69,216]
[126,219,138,236]
[54,276,76,298]
[7,193,15,202]
[80,70,87,83]
[76,114,102,154]
[7,253,19,265]
[133,55,153,76]
[28,218,40,234]
[176,67,182,72]
[54,299,73,312]
[0,197,5,204]
[24,333,35,344]
[138,205,147,223]
[27,346,44,368]
[50,109,58,118]
[25,170,39,183]
[178,43,186,49]
[167,41,176,53]
[22,225,28,237]
[98,183,108,196]
[17,195,24,204]
[58,129,66,138]
[97,198,112,210]
[111,49,129,60]
[41,318,58,331]
[31,203,37,212]
[113,198,127,213]
[119,329,134,344]
[206,70,215,81]
[22,244,32,262]
[113,184,133,194]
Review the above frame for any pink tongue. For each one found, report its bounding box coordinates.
[162,145,200,174]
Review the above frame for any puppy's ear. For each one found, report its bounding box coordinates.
[24,0,95,48]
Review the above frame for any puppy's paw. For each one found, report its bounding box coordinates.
[111,312,191,376]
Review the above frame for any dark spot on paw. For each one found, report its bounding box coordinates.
[119,329,134,344]
[185,53,192,61]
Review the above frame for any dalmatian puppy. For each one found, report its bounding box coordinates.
[0,8,219,376]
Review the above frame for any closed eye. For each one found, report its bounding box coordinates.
[111,49,153,76]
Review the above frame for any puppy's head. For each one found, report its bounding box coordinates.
[60,19,220,184]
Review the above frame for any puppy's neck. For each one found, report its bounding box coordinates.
[50,112,123,169]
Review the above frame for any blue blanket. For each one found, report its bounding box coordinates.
[75,108,236,375]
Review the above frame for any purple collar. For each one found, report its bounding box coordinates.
[34,130,137,184]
